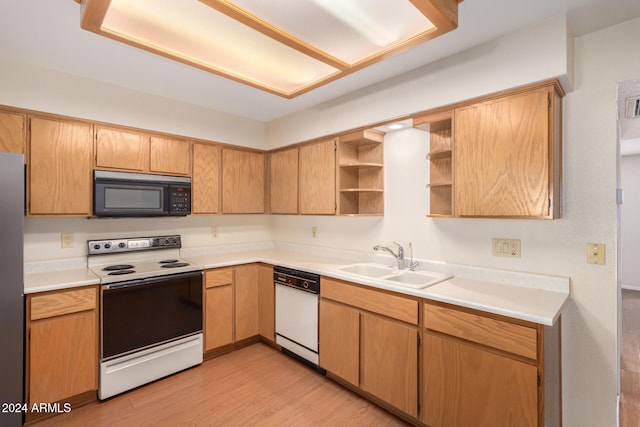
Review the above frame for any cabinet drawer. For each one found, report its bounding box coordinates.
[424,303,537,360]
[30,287,97,321]
[205,268,233,288]
[322,277,418,325]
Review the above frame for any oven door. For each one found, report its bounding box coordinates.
[101,271,203,361]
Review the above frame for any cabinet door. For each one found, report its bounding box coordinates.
[150,136,191,176]
[204,285,234,351]
[257,265,275,341]
[299,139,336,214]
[360,313,418,418]
[192,143,220,214]
[424,333,537,427]
[319,299,360,386]
[222,148,265,214]
[29,310,97,404]
[454,87,550,217]
[95,126,148,171]
[269,148,298,214]
[0,111,25,154]
[29,117,93,215]
[234,264,259,341]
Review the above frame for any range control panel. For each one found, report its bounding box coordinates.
[88,235,182,255]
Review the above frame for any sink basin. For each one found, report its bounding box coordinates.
[385,271,452,289]
[337,263,395,278]
[335,263,452,289]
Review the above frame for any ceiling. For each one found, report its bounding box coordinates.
[1,0,640,122]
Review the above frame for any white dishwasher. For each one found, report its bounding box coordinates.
[274,266,320,367]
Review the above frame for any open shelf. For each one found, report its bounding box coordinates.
[414,110,454,217]
[337,129,385,216]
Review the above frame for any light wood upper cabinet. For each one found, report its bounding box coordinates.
[26,287,98,409]
[95,126,147,171]
[269,147,298,214]
[150,136,191,176]
[192,143,220,214]
[0,110,25,154]
[453,84,561,218]
[299,138,336,215]
[222,148,265,214]
[95,126,191,176]
[29,117,93,216]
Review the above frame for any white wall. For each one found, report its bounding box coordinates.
[268,14,640,427]
[0,58,266,149]
[620,154,640,289]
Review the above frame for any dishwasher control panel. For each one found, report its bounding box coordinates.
[273,266,320,294]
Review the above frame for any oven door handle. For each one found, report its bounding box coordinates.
[102,271,202,290]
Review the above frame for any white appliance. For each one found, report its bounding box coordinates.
[88,235,203,399]
[274,266,320,366]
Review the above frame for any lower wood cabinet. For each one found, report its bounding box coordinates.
[319,277,419,419]
[204,263,274,355]
[423,301,561,427]
[26,286,98,412]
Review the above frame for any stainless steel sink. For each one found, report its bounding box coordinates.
[335,263,452,289]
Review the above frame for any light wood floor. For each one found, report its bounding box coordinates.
[621,289,640,426]
[32,343,408,427]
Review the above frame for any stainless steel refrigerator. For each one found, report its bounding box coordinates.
[0,153,24,426]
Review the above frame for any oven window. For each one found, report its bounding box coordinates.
[102,272,202,360]
[104,186,162,210]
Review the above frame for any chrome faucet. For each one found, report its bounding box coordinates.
[373,242,405,269]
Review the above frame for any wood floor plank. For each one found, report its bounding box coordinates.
[621,289,640,427]
[32,343,408,427]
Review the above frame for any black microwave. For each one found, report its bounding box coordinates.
[94,170,191,217]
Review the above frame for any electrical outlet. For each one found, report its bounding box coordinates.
[61,232,74,249]
[312,226,317,238]
[211,226,218,238]
[492,238,521,258]
[586,243,605,265]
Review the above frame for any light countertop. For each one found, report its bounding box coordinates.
[24,246,569,326]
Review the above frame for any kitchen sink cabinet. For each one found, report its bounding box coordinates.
[221,148,265,214]
[28,116,93,216]
[423,301,561,427]
[0,110,25,154]
[192,143,220,214]
[299,138,336,215]
[25,286,98,416]
[269,147,299,214]
[319,277,419,419]
[95,126,191,176]
[257,264,275,341]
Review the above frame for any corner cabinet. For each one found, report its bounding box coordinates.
[28,116,94,216]
[26,286,98,422]
[337,129,385,216]
[423,301,561,427]
[416,81,563,219]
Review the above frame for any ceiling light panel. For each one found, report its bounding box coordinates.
[101,0,339,94]
[228,0,435,64]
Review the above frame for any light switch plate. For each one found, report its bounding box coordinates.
[61,232,74,248]
[210,226,218,238]
[492,238,521,258]
[587,243,605,265]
